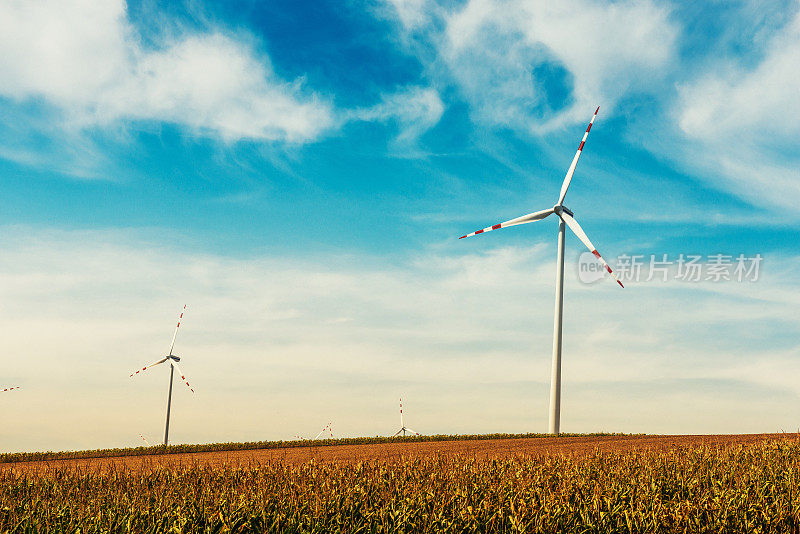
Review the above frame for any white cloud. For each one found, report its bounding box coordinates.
[0,227,798,451]
[383,0,431,30]
[381,0,677,132]
[0,0,334,143]
[350,86,445,145]
[678,9,800,142]
[675,7,800,210]
[445,0,677,130]
[0,0,130,102]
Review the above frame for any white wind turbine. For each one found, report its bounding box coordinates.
[392,398,419,437]
[314,422,334,440]
[295,422,334,441]
[459,107,623,435]
[129,305,194,446]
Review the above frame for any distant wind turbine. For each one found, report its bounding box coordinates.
[129,305,194,446]
[294,422,334,441]
[392,398,419,437]
[459,107,623,435]
[314,422,334,440]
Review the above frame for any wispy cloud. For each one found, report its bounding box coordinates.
[348,86,445,147]
[673,6,800,210]
[379,0,677,132]
[381,0,432,31]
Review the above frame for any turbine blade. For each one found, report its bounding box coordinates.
[129,357,168,378]
[404,428,419,435]
[557,106,599,205]
[169,360,195,393]
[393,429,403,437]
[559,211,624,288]
[459,208,554,239]
[168,305,187,356]
[314,423,330,440]
[1,386,20,392]
[399,398,404,428]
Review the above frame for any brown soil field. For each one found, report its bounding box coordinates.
[4,433,796,474]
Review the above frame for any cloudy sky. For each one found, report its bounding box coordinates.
[1,0,799,452]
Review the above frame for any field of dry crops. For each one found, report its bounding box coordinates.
[3,434,800,532]
[0,432,791,472]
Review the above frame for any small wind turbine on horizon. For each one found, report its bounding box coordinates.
[129,305,195,446]
[295,422,334,441]
[314,422,334,440]
[393,398,419,437]
[459,107,624,435]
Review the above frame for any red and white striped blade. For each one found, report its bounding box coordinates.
[1,386,20,392]
[170,359,195,393]
[559,211,624,288]
[557,106,599,206]
[315,422,333,439]
[168,305,187,356]
[129,357,168,378]
[459,208,554,239]
[404,427,420,436]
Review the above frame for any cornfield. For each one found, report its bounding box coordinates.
[3,439,800,532]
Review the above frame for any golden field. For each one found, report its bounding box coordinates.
[2,433,799,532]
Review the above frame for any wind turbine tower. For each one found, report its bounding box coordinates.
[393,398,420,437]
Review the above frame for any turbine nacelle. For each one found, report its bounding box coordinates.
[168,355,181,362]
[553,205,573,218]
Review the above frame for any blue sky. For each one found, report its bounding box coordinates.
[1,0,799,451]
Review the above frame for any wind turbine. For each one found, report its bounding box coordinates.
[129,305,194,446]
[459,107,623,435]
[314,422,334,440]
[294,422,334,441]
[392,398,419,436]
